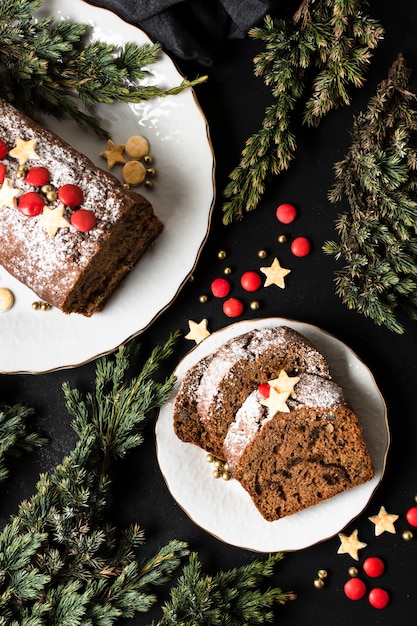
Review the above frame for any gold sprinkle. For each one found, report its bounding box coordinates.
[348,567,359,577]
[402,530,413,541]
[250,300,261,311]
[199,294,208,303]
[317,570,328,579]
[217,249,227,260]
[257,249,267,259]
[314,578,325,589]
[278,234,288,244]
[223,267,232,275]
[144,179,153,189]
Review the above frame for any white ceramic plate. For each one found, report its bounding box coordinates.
[156,318,389,552]
[0,0,214,374]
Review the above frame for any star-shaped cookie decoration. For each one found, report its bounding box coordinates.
[269,370,300,398]
[185,319,211,345]
[100,140,126,169]
[337,529,367,560]
[260,386,291,415]
[0,178,21,210]
[260,257,291,288]
[39,202,70,237]
[369,506,399,536]
[9,137,39,164]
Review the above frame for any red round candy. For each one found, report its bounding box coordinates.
[276,203,297,224]
[18,191,45,217]
[25,166,50,187]
[211,277,231,298]
[343,577,367,600]
[406,506,417,527]
[240,271,262,292]
[258,383,270,398]
[363,557,385,577]
[0,139,8,159]
[0,163,6,184]
[368,587,390,609]
[58,183,84,207]
[71,209,97,232]
[291,236,311,257]
[223,297,244,318]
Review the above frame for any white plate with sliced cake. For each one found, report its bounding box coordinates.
[0,0,214,373]
[156,318,389,552]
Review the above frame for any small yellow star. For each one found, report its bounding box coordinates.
[39,202,70,237]
[269,370,300,398]
[9,137,39,164]
[369,506,399,536]
[260,257,291,288]
[185,319,211,345]
[100,139,126,169]
[337,529,367,561]
[260,386,291,415]
[0,177,21,210]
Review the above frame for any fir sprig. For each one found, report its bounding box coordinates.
[222,0,383,224]
[324,53,417,333]
[0,403,47,486]
[0,0,206,137]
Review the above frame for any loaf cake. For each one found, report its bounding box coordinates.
[173,326,331,459]
[173,325,374,521]
[223,373,374,521]
[0,98,163,316]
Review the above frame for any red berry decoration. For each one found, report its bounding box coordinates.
[71,209,97,232]
[343,577,366,600]
[223,297,244,318]
[26,166,50,187]
[291,236,311,257]
[0,139,8,159]
[240,271,262,292]
[258,383,270,398]
[406,506,417,527]
[211,277,231,298]
[0,163,6,184]
[58,183,84,207]
[368,587,390,609]
[363,556,385,578]
[18,191,45,217]
[276,202,297,224]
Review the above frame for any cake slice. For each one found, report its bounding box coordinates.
[223,373,374,521]
[0,98,163,316]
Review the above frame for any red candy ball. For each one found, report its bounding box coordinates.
[211,277,231,298]
[58,183,84,207]
[71,209,97,232]
[363,557,385,578]
[368,587,390,609]
[25,166,50,187]
[343,577,366,600]
[0,163,6,184]
[406,506,417,527]
[291,236,311,257]
[276,202,297,224]
[258,383,270,398]
[0,139,8,159]
[18,191,45,217]
[240,271,262,292]
[223,297,244,318]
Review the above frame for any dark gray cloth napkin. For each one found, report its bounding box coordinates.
[85,0,274,65]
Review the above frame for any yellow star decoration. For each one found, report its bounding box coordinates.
[269,370,300,398]
[100,140,126,169]
[0,178,21,210]
[260,386,291,415]
[337,529,367,561]
[39,202,71,237]
[369,506,399,536]
[185,319,211,345]
[260,257,291,288]
[9,137,39,164]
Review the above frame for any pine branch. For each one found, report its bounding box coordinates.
[0,403,47,486]
[324,53,417,333]
[0,0,207,137]
[222,1,383,224]
[153,552,294,626]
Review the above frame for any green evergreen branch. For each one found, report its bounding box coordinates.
[0,0,207,137]
[222,1,383,224]
[324,53,417,333]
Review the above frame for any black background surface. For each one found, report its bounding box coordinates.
[1,1,417,624]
